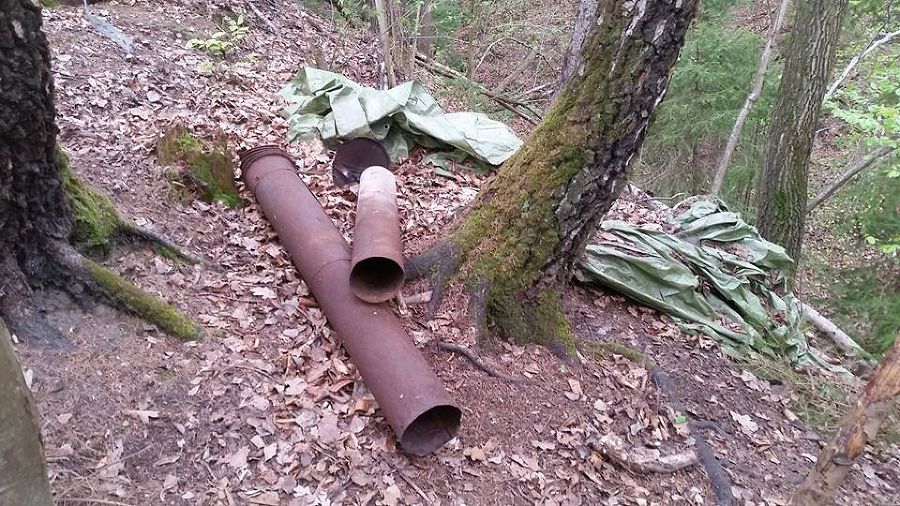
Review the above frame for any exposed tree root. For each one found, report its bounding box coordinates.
[404,240,461,318]
[119,223,205,266]
[586,339,734,504]
[61,151,204,265]
[651,365,734,506]
[591,433,698,474]
[437,340,526,383]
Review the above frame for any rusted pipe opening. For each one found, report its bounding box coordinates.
[349,165,404,303]
[350,257,405,302]
[240,146,460,456]
[402,405,463,456]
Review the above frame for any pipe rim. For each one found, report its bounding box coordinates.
[349,257,405,303]
[400,404,462,456]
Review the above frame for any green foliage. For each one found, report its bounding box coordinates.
[186,14,249,58]
[825,51,900,252]
[636,8,774,210]
[825,261,900,354]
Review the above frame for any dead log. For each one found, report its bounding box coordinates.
[791,336,900,505]
[800,302,866,357]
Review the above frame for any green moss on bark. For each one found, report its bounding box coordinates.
[157,127,240,207]
[85,259,203,341]
[58,151,123,256]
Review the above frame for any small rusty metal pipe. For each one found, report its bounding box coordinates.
[350,166,405,303]
[240,146,461,456]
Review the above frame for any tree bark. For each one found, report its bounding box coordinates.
[423,0,700,344]
[0,319,53,505]
[0,0,73,345]
[374,0,397,88]
[756,0,848,267]
[791,335,900,505]
[416,0,434,56]
[556,0,598,94]
[709,0,791,195]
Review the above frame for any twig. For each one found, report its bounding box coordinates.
[391,466,434,505]
[824,30,900,102]
[56,445,153,500]
[414,53,542,124]
[120,223,206,265]
[709,0,791,195]
[437,340,525,383]
[806,146,894,213]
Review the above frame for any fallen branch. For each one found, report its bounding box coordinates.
[824,30,900,102]
[806,146,894,213]
[414,53,542,125]
[82,0,133,55]
[592,433,698,473]
[799,302,867,358]
[709,0,790,195]
[437,340,525,383]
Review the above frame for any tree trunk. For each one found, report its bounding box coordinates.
[0,319,53,505]
[374,0,397,88]
[416,0,434,56]
[755,0,848,267]
[556,0,598,94]
[420,0,700,346]
[791,336,900,505]
[0,0,73,344]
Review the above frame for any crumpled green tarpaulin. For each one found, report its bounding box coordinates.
[280,67,523,165]
[576,198,845,373]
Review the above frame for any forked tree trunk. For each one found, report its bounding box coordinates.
[442,0,700,343]
[755,0,848,266]
[0,320,53,505]
[791,336,900,505]
[0,0,74,344]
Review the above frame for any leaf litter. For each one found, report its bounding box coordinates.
[9,1,897,505]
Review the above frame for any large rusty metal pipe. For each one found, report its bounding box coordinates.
[350,166,405,303]
[240,146,461,456]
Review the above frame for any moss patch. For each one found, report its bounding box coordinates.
[58,151,123,257]
[85,258,202,341]
[157,126,240,207]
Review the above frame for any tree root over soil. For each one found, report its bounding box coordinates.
[405,240,577,358]
[61,154,205,265]
[1,239,203,346]
[588,340,735,505]
[1,158,203,346]
[436,340,526,384]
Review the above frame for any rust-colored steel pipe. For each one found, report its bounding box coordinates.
[350,166,405,303]
[240,146,461,456]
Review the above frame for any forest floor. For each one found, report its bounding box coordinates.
[12,1,900,505]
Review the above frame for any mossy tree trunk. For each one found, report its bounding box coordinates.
[413,0,700,347]
[0,0,74,345]
[756,0,848,269]
[1,1,201,344]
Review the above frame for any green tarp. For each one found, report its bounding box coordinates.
[280,68,523,165]
[576,198,845,373]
